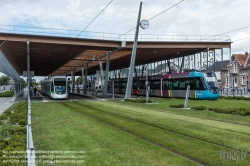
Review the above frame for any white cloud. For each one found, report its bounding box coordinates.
[0,0,249,53]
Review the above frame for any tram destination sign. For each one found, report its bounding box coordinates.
[23,71,34,77]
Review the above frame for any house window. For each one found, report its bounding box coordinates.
[242,76,246,85]
[234,62,237,73]
[226,76,228,85]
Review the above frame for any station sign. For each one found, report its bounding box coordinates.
[23,71,34,77]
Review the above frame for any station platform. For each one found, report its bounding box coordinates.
[70,89,124,99]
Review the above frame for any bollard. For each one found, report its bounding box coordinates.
[184,85,190,108]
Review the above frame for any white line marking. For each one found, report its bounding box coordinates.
[4,97,12,104]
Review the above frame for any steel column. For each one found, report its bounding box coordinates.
[71,69,75,93]
[27,41,30,99]
[200,52,202,70]
[99,58,105,89]
[103,53,110,97]
[83,63,88,94]
[81,66,85,93]
[125,2,142,99]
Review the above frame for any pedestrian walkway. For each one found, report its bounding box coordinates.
[15,88,43,102]
[0,97,14,114]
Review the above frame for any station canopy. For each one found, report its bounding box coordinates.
[0,33,231,76]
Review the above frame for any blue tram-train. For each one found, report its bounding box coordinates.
[113,71,220,100]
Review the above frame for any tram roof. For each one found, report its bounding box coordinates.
[0,33,231,77]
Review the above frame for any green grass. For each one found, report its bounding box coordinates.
[32,102,197,166]
[0,90,14,97]
[78,101,250,152]
[32,100,250,166]
[118,97,250,125]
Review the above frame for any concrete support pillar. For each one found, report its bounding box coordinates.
[213,50,216,71]
[180,57,184,72]
[14,80,17,97]
[71,69,75,93]
[207,50,209,70]
[27,41,30,99]
[194,54,196,70]
[103,53,110,97]
[81,66,85,93]
[200,52,202,70]
[167,60,171,74]
[83,63,88,94]
[99,58,105,89]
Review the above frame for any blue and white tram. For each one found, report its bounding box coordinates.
[41,76,68,99]
[112,71,220,100]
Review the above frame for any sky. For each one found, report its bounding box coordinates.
[0,0,250,80]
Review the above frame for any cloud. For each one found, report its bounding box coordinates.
[0,0,249,54]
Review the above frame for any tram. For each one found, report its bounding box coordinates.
[41,76,68,99]
[113,71,220,100]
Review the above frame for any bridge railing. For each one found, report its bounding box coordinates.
[0,24,230,42]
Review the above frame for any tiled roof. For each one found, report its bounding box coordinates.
[207,60,229,71]
[233,54,247,66]
[242,65,250,70]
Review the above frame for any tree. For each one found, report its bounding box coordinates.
[0,75,11,86]
[76,76,83,85]
[245,52,249,55]
[20,78,27,87]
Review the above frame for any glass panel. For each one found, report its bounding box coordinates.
[54,78,66,94]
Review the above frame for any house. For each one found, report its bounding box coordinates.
[221,54,250,89]
[207,60,230,83]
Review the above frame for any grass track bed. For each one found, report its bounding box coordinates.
[61,102,250,165]
[95,100,250,135]
[75,101,250,152]
[111,98,250,125]
[32,102,198,166]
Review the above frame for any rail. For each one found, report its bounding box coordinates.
[27,95,35,166]
[0,24,230,42]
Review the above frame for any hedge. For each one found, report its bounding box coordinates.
[125,98,152,103]
[0,101,27,166]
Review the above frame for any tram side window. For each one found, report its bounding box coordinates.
[122,82,126,89]
[51,81,54,91]
[162,80,168,90]
[140,80,146,89]
[173,80,179,90]
[179,79,186,90]
[151,80,160,89]
[168,80,173,90]
[114,83,118,88]
[195,78,206,90]
[132,82,138,89]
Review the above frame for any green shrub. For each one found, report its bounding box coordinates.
[1,128,14,137]
[14,126,26,134]
[191,106,207,110]
[17,119,27,126]
[0,114,8,120]
[169,104,184,108]
[125,98,152,103]
[0,90,14,97]
[0,140,8,149]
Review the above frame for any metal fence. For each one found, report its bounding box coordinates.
[222,88,249,96]
[0,24,230,42]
